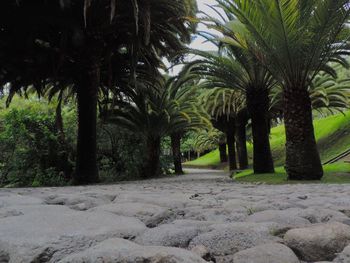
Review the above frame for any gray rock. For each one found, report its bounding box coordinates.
[144,208,184,227]
[189,222,281,256]
[284,222,350,261]
[334,244,350,262]
[58,238,207,263]
[134,223,200,247]
[215,255,235,263]
[0,205,146,262]
[251,200,302,212]
[171,219,214,228]
[0,194,42,206]
[44,193,114,210]
[90,202,167,224]
[183,207,234,222]
[295,207,349,224]
[246,209,310,227]
[190,245,216,261]
[232,243,300,263]
[0,209,23,218]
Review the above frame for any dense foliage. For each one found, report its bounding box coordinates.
[0,98,75,186]
[0,97,175,187]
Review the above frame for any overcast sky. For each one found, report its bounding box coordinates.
[189,0,218,51]
[165,0,219,75]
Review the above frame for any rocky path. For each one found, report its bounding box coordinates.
[1,169,350,262]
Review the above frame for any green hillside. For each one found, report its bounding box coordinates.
[185,111,350,168]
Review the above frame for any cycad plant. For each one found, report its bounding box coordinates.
[191,46,275,173]
[193,128,228,163]
[200,87,247,170]
[271,72,350,115]
[166,68,210,174]
[310,74,350,113]
[109,72,209,178]
[219,0,350,180]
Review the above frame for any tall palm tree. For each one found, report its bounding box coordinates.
[191,47,276,173]
[218,0,350,180]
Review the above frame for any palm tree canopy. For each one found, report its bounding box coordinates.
[0,0,198,102]
[107,69,210,140]
[193,128,226,152]
[188,45,275,94]
[271,71,350,114]
[215,0,350,88]
[200,87,246,120]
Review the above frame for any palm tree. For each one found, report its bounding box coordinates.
[190,47,275,173]
[108,72,209,178]
[200,87,247,170]
[0,0,197,184]
[193,128,226,162]
[218,0,350,180]
[166,68,208,174]
[271,72,350,115]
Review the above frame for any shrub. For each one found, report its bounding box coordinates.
[0,99,74,187]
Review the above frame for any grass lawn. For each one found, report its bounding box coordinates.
[234,162,350,184]
[185,111,350,168]
[184,149,221,167]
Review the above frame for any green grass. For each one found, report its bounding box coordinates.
[184,149,221,166]
[234,162,350,184]
[186,111,350,167]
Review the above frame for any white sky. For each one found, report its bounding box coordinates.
[165,0,219,75]
[189,0,218,51]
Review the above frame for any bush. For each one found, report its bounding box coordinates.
[0,99,74,187]
[97,124,174,181]
[0,97,176,186]
[97,124,144,181]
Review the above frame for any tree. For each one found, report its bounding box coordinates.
[200,87,246,170]
[271,72,350,115]
[193,128,227,162]
[109,73,209,178]
[165,67,207,174]
[220,0,350,180]
[191,47,275,173]
[0,0,197,184]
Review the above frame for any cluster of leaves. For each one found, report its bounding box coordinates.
[0,100,73,187]
[97,124,144,181]
[0,97,163,187]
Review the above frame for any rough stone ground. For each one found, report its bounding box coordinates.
[1,169,350,262]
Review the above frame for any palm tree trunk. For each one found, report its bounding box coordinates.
[219,143,228,163]
[247,88,274,174]
[284,88,323,180]
[235,110,248,170]
[142,136,161,178]
[226,121,237,171]
[171,132,184,174]
[74,60,100,185]
[235,123,248,170]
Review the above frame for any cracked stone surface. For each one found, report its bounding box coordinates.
[1,168,350,262]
